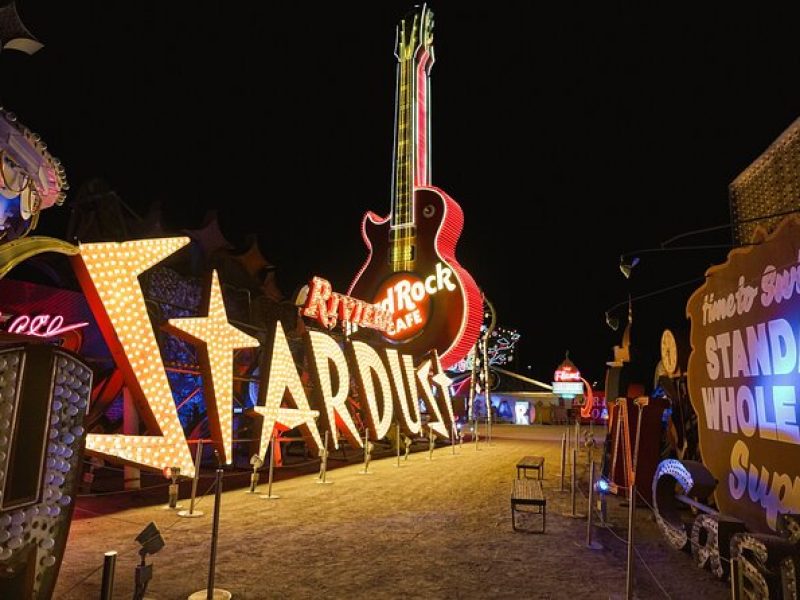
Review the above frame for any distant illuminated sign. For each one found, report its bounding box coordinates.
[553,355,582,398]
[554,366,580,382]
[552,381,583,397]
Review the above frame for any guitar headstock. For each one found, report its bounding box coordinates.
[394,4,434,62]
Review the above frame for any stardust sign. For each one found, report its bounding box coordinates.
[70,237,456,478]
[686,216,800,533]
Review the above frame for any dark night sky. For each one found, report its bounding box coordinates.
[3,1,800,386]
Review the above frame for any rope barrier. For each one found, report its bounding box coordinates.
[60,476,219,598]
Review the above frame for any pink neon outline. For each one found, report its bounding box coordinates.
[6,313,89,338]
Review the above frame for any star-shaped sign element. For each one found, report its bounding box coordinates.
[75,237,197,478]
[165,270,260,464]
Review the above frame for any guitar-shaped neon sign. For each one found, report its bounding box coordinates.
[348,5,482,369]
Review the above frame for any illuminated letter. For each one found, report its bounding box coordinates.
[768,318,796,375]
[72,238,195,477]
[735,386,757,438]
[302,276,333,327]
[430,352,456,433]
[306,331,362,449]
[705,336,720,380]
[347,341,394,439]
[254,321,322,453]
[731,329,751,377]
[729,440,748,500]
[415,359,448,437]
[772,385,800,445]
[384,348,421,435]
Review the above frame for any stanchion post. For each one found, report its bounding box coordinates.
[100,550,117,600]
[261,430,280,499]
[625,398,648,600]
[563,447,585,518]
[559,432,566,492]
[451,423,456,456]
[585,461,602,550]
[178,440,204,518]
[395,423,401,467]
[188,451,231,600]
[428,428,434,460]
[571,448,577,515]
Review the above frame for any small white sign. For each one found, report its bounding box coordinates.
[552,381,583,397]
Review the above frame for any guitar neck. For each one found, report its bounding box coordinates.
[390,6,434,268]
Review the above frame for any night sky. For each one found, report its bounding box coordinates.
[3,2,800,386]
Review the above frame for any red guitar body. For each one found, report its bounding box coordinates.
[349,186,482,369]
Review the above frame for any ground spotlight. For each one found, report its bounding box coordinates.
[133,521,164,600]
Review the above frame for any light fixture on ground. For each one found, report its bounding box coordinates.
[248,454,263,493]
[162,466,183,510]
[132,522,164,600]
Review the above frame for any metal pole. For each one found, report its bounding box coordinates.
[585,461,602,549]
[563,448,584,518]
[207,466,223,599]
[571,448,577,515]
[483,337,491,446]
[261,430,280,499]
[626,399,648,599]
[428,428,434,460]
[100,550,116,600]
[559,432,566,492]
[467,343,478,423]
[483,294,496,445]
[179,440,204,518]
[395,423,401,467]
[451,423,456,456]
[188,452,231,600]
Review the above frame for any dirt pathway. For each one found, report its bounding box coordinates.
[53,425,730,599]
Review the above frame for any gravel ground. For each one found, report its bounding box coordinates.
[52,424,731,599]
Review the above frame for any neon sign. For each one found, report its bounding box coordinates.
[553,353,582,398]
[302,276,392,333]
[71,237,456,477]
[686,216,800,533]
[375,261,456,339]
[1,312,88,338]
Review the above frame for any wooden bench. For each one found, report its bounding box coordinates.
[516,455,544,480]
[511,478,546,533]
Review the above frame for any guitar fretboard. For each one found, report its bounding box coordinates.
[390,7,433,271]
